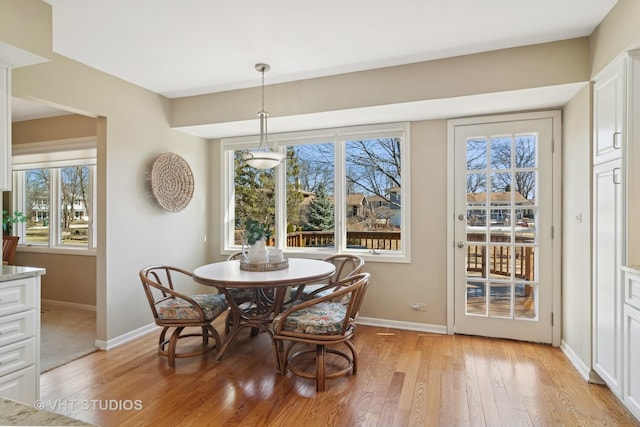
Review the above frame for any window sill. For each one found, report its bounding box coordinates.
[17,245,96,256]
[224,247,410,264]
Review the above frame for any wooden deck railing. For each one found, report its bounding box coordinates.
[236,230,402,250]
[284,230,401,250]
[466,232,535,281]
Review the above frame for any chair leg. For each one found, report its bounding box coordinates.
[225,311,233,335]
[205,324,222,350]
[345,340,358,374]
[202,326,208,346]
[167,327,184,368]
[158,327,169,354]
[316,344,326,392]
[275,339,285,374]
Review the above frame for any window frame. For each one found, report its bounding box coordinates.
[11,137,97,255]
[221,123,411,263]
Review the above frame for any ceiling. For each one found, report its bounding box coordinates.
[15,0,619,134]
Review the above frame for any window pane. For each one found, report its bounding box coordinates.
[490,136,512,169]
[25,169,50,245]
[467,138,487,170]
[60,166,89,246]
[233,150,276,245]
[285,143,335,249]
[515,135,536,168]
[346,138,401,251]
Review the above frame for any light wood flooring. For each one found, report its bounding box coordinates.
[40,318,639,427]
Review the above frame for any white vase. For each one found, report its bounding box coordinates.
[247,238,269,264]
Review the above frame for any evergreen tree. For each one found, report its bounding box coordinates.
[304,182,334,231]
[234,151,275,227]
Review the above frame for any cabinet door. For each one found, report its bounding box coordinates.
[594,57,625,165]
[0,66,10,190]
[624,303,640,419]
[593,158,624,396]
[0,365,36,405]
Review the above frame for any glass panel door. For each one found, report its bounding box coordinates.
[454,117,554,343]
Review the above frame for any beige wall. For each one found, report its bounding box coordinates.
[14,252,96,304]
[561,84,592,370]
[590,0,640,78]
[12,114,96,144]
[173,38,590,129]
[0,0,51,65]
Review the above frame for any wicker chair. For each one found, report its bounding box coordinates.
[292,254,365,301]
[273,272,370,391]
[2,236,19,265]
[139,265,228,367]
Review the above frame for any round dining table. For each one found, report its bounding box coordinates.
[193,257,336,371]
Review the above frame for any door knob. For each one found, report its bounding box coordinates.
[457,241,465,248]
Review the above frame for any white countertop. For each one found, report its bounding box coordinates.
[0,265,46,282]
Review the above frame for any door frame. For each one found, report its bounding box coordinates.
[446,111,562,346]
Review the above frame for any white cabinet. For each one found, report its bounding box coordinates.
[593,56,626,164]
[592,52,637,400]
[593,158,624,397]
[605,49,640,422]
[0,272,42,405]
[624,304,640,419]
[0,65,10,191]
[623,270,640,419]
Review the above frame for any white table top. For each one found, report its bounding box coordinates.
[193,257,335,288]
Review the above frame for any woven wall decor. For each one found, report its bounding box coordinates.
[151,152,194,212]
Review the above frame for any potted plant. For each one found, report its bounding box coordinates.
[2,210,26,235]
[242,219,272,264]
[243,219,272,245]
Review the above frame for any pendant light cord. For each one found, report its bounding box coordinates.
[261,67,265,113]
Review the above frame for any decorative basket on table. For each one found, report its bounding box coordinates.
[239,259,289,272]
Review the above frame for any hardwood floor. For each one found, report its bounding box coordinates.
[40,319,639,427]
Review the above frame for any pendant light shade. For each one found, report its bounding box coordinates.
[243,63,285,169]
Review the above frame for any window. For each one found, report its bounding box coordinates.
[222,123,410,262]
[11,138,97,251]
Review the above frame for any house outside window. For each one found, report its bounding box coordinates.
[222,123,410,263]
[11,138,97,252]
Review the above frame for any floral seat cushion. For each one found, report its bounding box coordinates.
[157,293,228,320]
[275,302,347,335]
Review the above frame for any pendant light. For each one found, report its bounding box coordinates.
[242,63,285,169]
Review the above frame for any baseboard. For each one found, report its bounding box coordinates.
[560,339,591,381]
[357,316,448,334]
[41,298,96,312]
[95,323,158,351]
[97,317,446,352]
